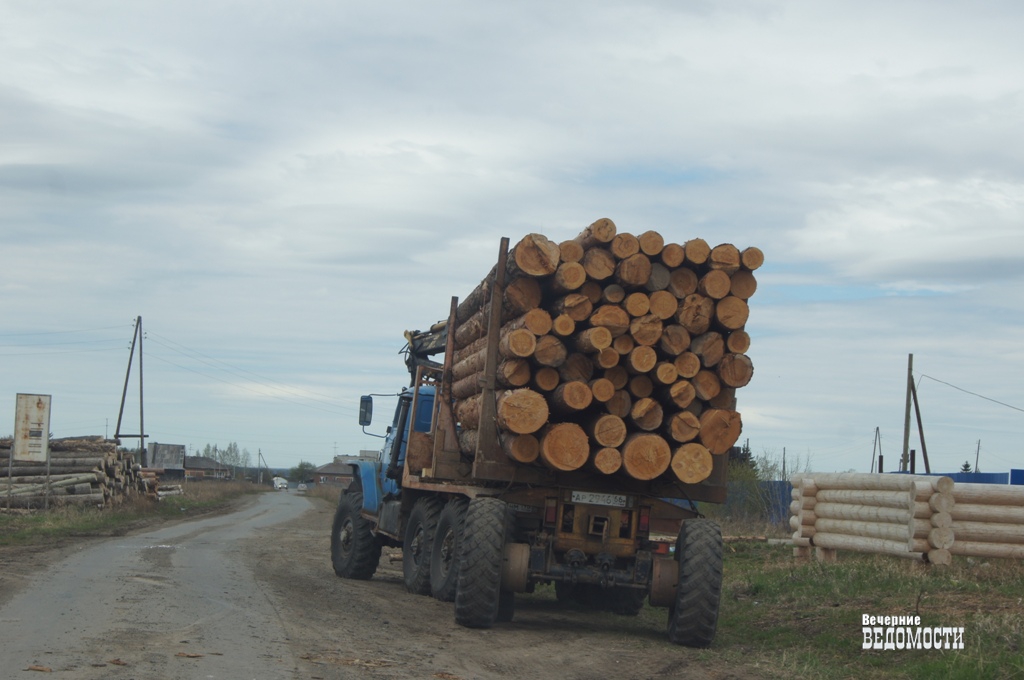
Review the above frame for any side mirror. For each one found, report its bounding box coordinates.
[358,395,373,427]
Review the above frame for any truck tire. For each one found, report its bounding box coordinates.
[430,498,468,602]
[331,491,382,580]
[667,519,723,647]
[454,497,508,629]
[403,497,442,595]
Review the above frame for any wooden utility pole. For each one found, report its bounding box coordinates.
[871,427,882,473]
[901,354,913,472]
[910,379,931,473]
[114,316,147,462]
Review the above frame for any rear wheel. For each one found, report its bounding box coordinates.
[454,497,508,628]
[667,519,723,647]
[331,491,382,580]
[430,498,468,602]
[403,498,442,594]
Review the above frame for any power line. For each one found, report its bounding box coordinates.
[0,346,125,357]
[145,330,351,406]
[918,374,1024,414]
[0,337,125,348]
[144,351,355,416]
[0,324,129,337]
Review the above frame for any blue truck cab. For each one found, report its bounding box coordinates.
[352,385,435,521]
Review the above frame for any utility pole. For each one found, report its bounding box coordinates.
[975,440,981,474]
[115,316,147,462]
[910,378,931,473]
[901,354,913,472]
[871,427,882,473]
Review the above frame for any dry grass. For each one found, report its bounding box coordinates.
[303,483,343,506]
[0,479,261,545]
[716,540,1024,680]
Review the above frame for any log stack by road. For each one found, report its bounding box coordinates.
[790,473,1024,564]
[447,219,760,486]
[790,472,955,565]
[1,436,149,509]
[949,483,1024,560]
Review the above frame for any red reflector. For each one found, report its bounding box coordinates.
[652,541,671,555]
[638,506,651,534]
[544,498,557,525]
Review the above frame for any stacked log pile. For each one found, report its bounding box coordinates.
[790,473,955,565]
[791,473,1024,564]
[1,437,149,509]
[949,483,1024,560]
[449,219,759,485]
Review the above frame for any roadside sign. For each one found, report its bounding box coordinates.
[13,394,51,463]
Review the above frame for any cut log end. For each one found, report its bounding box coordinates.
[621,434,672,481]
[539,423,590,471]
[591,447,623,475]
[497,389,550,434]
[671,443,713,484]
[698,409,742,454]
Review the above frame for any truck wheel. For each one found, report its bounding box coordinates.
[403,497,442,595]
[667,519,723,647]
[430,498,468,602]
[331,491,382,580]
[454,497,508,629]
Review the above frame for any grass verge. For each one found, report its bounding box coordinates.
[516,539,1023,680]
[0,480,263,546]
[714,540,1024,680]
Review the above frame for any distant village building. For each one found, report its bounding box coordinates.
[315,454,376,486]
[184,455,231,480]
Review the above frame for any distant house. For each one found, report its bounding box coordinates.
[184,455,231,480]
[315,455,374,486]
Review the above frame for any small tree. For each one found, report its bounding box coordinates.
[960,460,973,474]
[289,460,317,483]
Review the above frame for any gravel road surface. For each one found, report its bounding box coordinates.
[0,491,310,678]
[0,491,762,679]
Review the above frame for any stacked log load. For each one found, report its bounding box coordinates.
[790,473,954,566]
[449,219,760,485]
[1,436,149,509]
[949,483,1024,560]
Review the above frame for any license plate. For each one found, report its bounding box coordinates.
[571,491,629,508]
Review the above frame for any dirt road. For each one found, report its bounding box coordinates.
[0,492,761,679]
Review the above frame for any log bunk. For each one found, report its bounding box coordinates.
[1,436,152,510]
[443,219,760,487]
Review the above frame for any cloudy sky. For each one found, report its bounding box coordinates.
[2,1,1022,474]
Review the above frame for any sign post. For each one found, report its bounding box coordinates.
[9,394,52,510]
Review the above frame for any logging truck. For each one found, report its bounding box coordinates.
[331,223,759,647]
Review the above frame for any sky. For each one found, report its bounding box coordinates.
[1,1,1022,474]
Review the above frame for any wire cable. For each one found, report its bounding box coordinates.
[918,374,1024,414]
[144,351,356,416]
[145,331,352,406]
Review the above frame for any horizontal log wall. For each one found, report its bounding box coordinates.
[790,473,1024,565]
